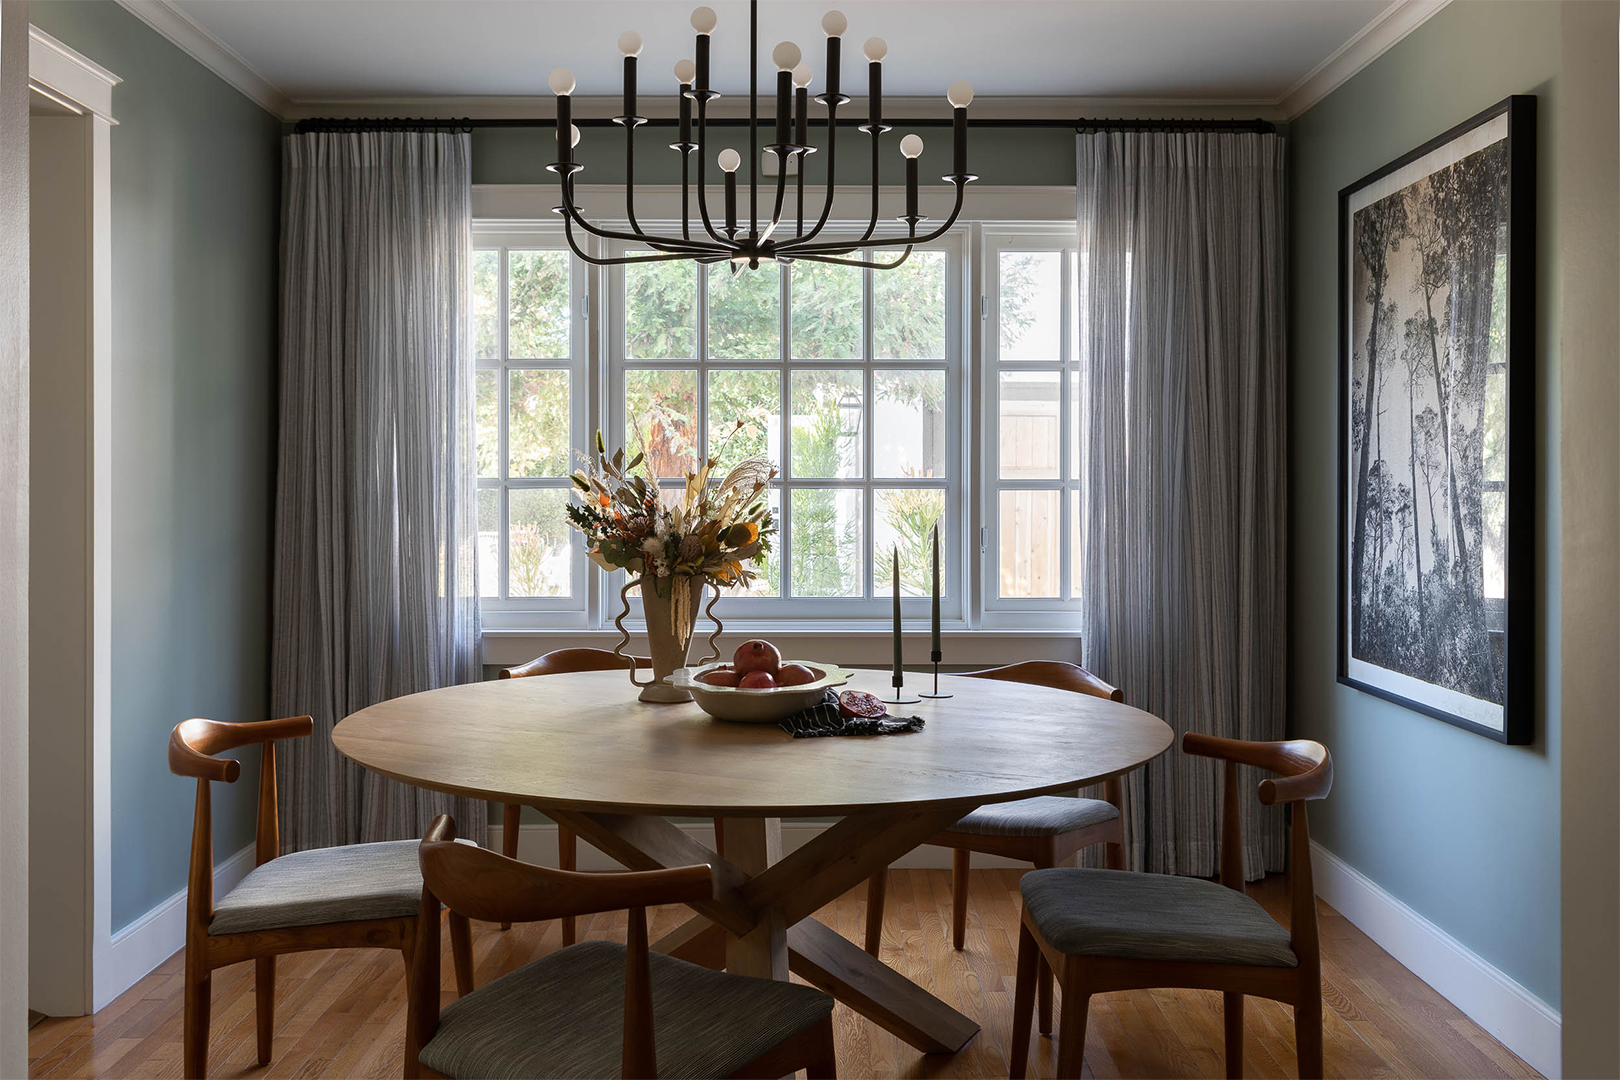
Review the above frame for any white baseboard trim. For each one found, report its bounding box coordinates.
[1310,841,1560,1079]
[98,842,256,1009]
[488,820,1030,872]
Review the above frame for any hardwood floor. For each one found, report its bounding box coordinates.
[28,870,1542,1079]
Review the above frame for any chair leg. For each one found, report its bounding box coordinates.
[254,956,274,1065]
[1224,991,1244,1079]
[864,868,887,956]
[1009,921,1041,1079]
[558,824,577,946]
[805,1013,838,1079]
[449,912,475,997]
[713,816,726,858]
[1295,978,1324,1080]
[500,803,521,930]
[1035,845,1056,1035]
[1054,971,1091,1080]
[951,848,970,950]
[183,951,210,1080]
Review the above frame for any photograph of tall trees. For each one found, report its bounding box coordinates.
[1338,96,1534,743]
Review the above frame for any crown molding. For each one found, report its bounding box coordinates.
[1279,0,1451,118]
[112,0,290,117]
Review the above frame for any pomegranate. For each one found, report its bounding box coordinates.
[776,663,817,687]
[838,690,886,719]
[738,670,777,690]
[698,668,740,687]
[732,639,782,677]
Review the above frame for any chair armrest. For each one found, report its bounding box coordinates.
[168,716,315,781]
[419,815,714,925]
[1182,733,1332,802]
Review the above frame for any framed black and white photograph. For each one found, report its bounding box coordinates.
[1338,95,1535,744]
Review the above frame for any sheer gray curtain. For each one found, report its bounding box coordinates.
[1076,130,1287,880]
[272,131,485,852]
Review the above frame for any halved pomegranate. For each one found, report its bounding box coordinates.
[838,690,886,719]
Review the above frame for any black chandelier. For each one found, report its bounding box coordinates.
[545,0,976,271]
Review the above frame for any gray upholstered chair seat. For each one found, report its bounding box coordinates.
[949,795,1120,838]
[209,838,467,937]
[418,940,834,1080]
[1021,868,1297,968]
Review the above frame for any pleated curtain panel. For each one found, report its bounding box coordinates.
[272,130,486,852]
[1075,130,1288,879]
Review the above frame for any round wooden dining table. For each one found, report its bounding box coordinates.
[333,667,1173,1055]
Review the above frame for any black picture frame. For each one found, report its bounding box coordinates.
[1336,95,1535,745]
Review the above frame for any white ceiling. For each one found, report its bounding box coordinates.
[169,0,1395,104]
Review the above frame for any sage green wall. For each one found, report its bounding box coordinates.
[1289,1,1560,1006]
[28,1,280,932]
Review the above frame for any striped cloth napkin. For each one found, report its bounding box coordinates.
[778,690,926,738]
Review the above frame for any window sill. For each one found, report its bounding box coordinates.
[480,626,1082,668]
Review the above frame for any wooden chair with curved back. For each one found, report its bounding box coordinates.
[169,716,472,1079]
[862,661,1129,1038]
[495,647,727,940]
[406,814,837,1080]
[1009,733,1334,1079]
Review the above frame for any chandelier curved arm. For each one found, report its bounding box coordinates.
[692,99,734,248]
[560,209,730,266]
[624,122,649,238]
[558,175,732,254]
[778,180,967,256]
[759,151,793,241]
[773,103,842,249]
[790,245,915,270]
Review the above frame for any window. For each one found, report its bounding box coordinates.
[606,233,965,620]
[983,228,1083,616]
[470,218,1089,632]
[472,228,589,626]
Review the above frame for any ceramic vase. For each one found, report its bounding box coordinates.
[615,574,722,702]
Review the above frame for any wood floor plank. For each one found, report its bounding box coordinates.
[26,870,1542,1080]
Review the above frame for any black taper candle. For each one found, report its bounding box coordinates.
[696,33,710,93]
[930,523,941,659]
[622,56,636,119]
[892,546,903,686]
[679,84,692,144]
[795,86,809,147]
[775,70,791,146]
[556,94,572,163]
[952,106,967,176]
[906,157,919,219]
[868,61,882,127]
[724,170,737,236]
[826,36,841,101]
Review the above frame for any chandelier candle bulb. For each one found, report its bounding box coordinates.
[792,63,812,147]
[549,68,574,164]
[693,7,716,92]
[902,134,923,219]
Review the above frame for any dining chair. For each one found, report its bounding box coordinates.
[863,660,1128,1037]
[496,647,730,938]
[1009,732,1333,1080]
[405,814,838,1079]
[169,716,474,1079]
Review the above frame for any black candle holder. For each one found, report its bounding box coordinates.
[883,670,921,706]
[918,650,953,699]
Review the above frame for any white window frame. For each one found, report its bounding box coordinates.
[602,225,971,626]
[474,224,592,631]
[980,224,1085,627]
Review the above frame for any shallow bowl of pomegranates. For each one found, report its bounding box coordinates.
[671,661,851,723]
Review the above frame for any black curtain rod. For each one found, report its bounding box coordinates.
[294,115,1275,135]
